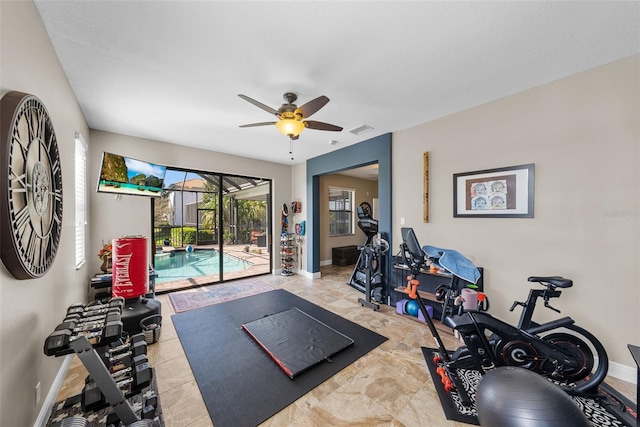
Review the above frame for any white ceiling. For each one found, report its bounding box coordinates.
[336,164,379,181]
[34,1,639,166]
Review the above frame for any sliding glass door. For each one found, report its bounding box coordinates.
[152,168,271,292]
[221,177,271,280]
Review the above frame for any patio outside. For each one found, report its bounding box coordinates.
[152,168,272,293]
[153,243,271,293]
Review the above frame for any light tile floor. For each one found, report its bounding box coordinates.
[58,265,636,426]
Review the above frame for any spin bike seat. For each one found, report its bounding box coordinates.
[527,276,572,288]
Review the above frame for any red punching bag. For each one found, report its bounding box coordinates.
[112,236,149,299]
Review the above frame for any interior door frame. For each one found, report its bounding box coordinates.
[306,133,392,277]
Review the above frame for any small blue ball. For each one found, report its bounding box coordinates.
[405,300,419,317]
[186,245,193,253]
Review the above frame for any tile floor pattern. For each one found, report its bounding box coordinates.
[58,265,636,426]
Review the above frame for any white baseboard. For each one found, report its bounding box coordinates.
[295,269,316,279]
[608,360,637,385]
[320,259,332,266]
[273,269,320,279]
[34,354,73,427]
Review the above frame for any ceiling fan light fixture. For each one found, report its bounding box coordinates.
[276,119,305,138]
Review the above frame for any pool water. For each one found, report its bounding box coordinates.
[154,249,249,284]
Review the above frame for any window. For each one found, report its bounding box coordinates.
[329,187,354,236]
[75,133,87,268]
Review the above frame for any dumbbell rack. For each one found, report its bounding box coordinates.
[68,336,139,425]
[44,299,150,425]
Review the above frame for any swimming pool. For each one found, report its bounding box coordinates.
[154,249,249,284]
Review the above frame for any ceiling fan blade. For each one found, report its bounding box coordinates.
[239,122,276,128]
[298,96,329,118]
[304,120,343,132]
[238,94,278,116]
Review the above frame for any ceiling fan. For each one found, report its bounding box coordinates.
[238,92,343,140]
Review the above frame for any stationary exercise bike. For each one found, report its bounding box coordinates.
[400,227,609,406]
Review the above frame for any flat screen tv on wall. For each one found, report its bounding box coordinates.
[96,152,167,198]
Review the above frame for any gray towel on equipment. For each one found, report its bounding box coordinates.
[422,245,480,284]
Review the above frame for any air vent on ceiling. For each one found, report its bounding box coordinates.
[349,124,374,135]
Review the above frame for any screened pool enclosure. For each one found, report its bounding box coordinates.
[152,168,272,292]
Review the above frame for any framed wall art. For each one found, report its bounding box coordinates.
[453,163,534,218]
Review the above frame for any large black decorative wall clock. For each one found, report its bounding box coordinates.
[0,91,63,279]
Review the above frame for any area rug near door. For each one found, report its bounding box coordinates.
[173,289,388,427]
[168,278,274,313]
[421,347,638,426]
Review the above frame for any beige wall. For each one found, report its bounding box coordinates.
[89,130,292,275]
[291,163,311,275]
[1,2,638,424]
[319,174,379,263]
[392,55,639,368]
[0,3,293,423]
[0,2,91,425]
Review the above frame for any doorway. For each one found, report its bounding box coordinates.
[152,168,272,292]
[306,133,392,277]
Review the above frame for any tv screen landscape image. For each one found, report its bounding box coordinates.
[97,152,167,197]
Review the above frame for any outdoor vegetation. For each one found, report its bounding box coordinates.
[153,182,267,248]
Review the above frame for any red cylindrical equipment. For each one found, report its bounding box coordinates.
[112,236,148,299]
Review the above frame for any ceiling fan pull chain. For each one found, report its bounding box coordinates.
[290,138,294,160]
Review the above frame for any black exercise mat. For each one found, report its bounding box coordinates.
[422,347,638,426]
[173,289,387,427]
[242,307,354,379]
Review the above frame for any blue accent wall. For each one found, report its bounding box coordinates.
[306,133,392,273]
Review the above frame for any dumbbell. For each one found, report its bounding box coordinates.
[140,392,159,420]
[62,304,122,332]
[58,315,122,342]
[52,416,89,427]
[56,312,121,333]
[44,318,123,356]
[66,302,123,321]
[105,333,147,357]
[81,357,153,411]
[110,354,149,377]
[112,340,147,360]
[64,305,121,321]
[66,297,124,315]
[88,296,125,309]
[105,413,154,427]
[93,334,150,378]
[86,353,149,385]
[44,323,123,355]
[43,329,73,356]
[101,338,148,371]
